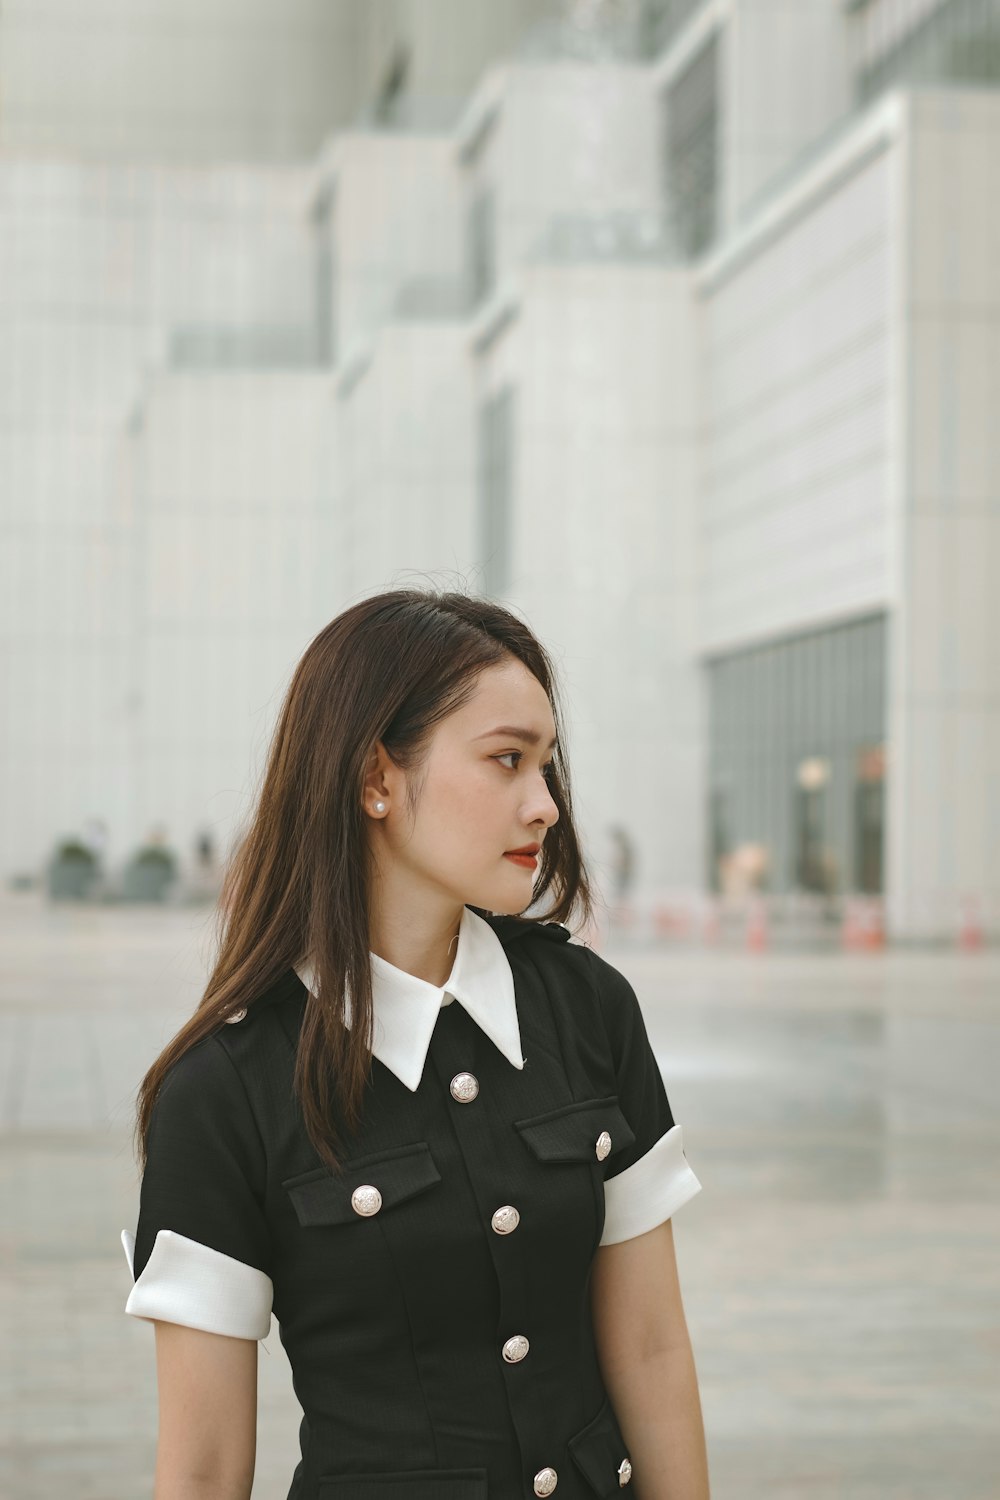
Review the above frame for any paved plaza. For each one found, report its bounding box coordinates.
[1,889,998,1498]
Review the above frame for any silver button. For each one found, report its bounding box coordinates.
[450,1072,479,1103]
[350,1184,382,1216]
[533,1467,558,1496]
[501,1334,529,1363]
[618,1457,633,1486]
[491,1205,520,1235]
[595,1129,612,1161]
[225,1007,247,1024]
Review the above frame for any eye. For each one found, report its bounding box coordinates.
[495,752,557,780]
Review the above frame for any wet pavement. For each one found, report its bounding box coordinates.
[1,889,998,1498]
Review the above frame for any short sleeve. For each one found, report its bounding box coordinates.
[120,1033,274,1341]
[588,951,703,1245]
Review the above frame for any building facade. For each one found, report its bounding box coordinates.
[2,0,998,940]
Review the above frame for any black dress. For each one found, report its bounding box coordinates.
[121,906,702,1499]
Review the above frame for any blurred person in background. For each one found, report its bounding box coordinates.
[189,826,222,901]
[607,824,637,904]
[121,587,709,1500]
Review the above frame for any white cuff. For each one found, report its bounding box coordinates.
[122,1227,273,1341]
[599,1123,702,1246]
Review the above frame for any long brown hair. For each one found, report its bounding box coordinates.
[132,587,594,1175]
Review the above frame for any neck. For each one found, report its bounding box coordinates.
[367,887,465,988]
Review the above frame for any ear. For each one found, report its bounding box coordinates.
[362,739,394,811]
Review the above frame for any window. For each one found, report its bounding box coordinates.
[313,183,336,366]
[853,744,885,894]
[708,785,731,892]
[468,186,497,308]
[640,0,709,59]
[857,0,1000,103]
[664,32,720,259]
[478,387,514,596]
[794,756,833,894]
[706,615,886,896]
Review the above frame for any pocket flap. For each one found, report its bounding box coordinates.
[568,1394,633,1496]
[282,1142,441,1227]
[318,1470,487,1499]
[513,1096,636,1164]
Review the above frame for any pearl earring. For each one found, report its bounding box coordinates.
[373,800,386,813]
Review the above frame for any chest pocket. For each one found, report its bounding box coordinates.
[282,1142,441,1227]
[513,1095,635,1165]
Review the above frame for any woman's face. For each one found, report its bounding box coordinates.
[371,657,561,915]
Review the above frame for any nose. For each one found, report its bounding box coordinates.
[527,775,559,830]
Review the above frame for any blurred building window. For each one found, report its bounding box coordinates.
[167,326,321,368]
[478,386,514,596]
[856,0,1000,104]
[468,185,497,307]
[707,613,886,897]
[314,182,337,366]
[372,42,411,127]
[795,756,833,894]
[640,0,709,59]
[663,31,719,259]
[708,784,731,893]
[854,744,885,894]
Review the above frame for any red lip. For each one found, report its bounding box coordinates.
[505,844,540,855]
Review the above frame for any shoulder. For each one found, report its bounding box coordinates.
[147,1029,268,1172]
[477,911,575,948]
[158,1031,237,1097]
[525,935,643,1040]
[480,912,637,1016]
[570,945,639,1013]
[151,1033,249,1137]
[154,968,302,1120]
[480,912,591,984]
[210,966,304,1070]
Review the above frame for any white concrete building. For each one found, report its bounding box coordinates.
[2,0,998,941]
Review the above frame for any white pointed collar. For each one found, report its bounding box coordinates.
[293,904,524,1093]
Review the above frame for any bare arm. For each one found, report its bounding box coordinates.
[590,1218,710,1500]
[152,1321,258,1500]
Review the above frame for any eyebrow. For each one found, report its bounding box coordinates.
[475,725,559,751]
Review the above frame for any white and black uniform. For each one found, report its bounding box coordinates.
[121,904,703,1500]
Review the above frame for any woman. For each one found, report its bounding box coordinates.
[122,588,710,1499]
